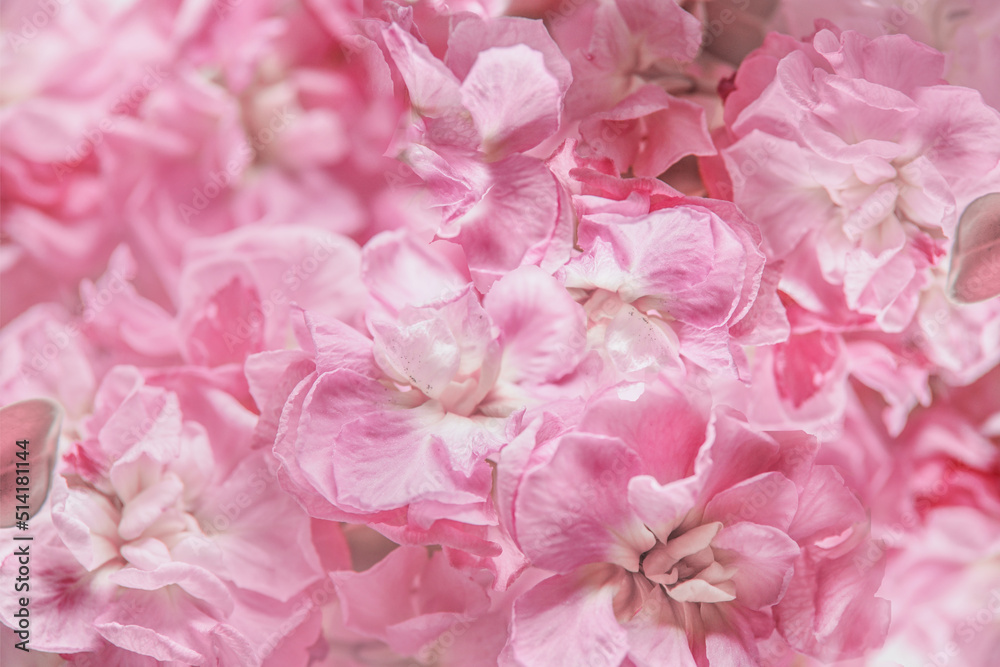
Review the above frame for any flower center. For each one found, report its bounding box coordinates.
[638,521,737,603]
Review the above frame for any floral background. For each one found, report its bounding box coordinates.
[1,0,998,665]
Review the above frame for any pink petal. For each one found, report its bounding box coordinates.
[109,562,234,616]
[515,433,655,573]
[445,16,573,97]
[459,44,562,156]
[331,546,490,655]
[604,303,683,374]
[382,24,476,149]
[327,404,497,513]
[693,410,781,504]
[712,522,800,609]
[787,465,867,545]
[94,589,229,664]
[634,96,716,176]
[628,475,700,544]
[774,539,891,661]
[622,588,697,667]
[441,154,573,291]
[580,380,709,484]
[197,452,324,602]
[508,567,630,667]
[0,523,115,652]
[699,603,764,667]
[361,230,468,315]
[485,265,587,384]
[614,0,703,63]
[702,472,799,531]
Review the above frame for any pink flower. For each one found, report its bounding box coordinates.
[0,0,177,326]
[0,366,330,665]
[0,303,97,421]
[251,250,586,557]
[176,226,368,367]
[575,84,717,178]
[329,546,493,661]
[773,0,1000,110]
[816,379,1000,667]
[501,379,888,665]
[547,0,703,118]
[380,17,576,290]
[561,188,785,379]
[712,25,1000,332]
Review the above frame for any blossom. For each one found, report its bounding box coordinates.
[380,16,577,290]
[0,366,329,665]
[251,248,586,556]
[547,0,704,118]
[501,379,888,665]
[2,0,999,664]
[712,25,1000,332]
[773,0,1000,109]
[562,188,786,379]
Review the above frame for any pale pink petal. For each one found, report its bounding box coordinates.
[702,472,800,531]
[459,44,562,156]
[94,589,228,665]
[508,567,630,667]
[361,230,468,315]
[445,16,573,97]
[514,434,655,573]
[197,452,324,602]
[627,475,700,544]
[623,588,697,667]
[331,546,490,655]
[484,265,587,384]
[712,522,800,610]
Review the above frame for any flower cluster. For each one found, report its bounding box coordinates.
[2,0,998,665]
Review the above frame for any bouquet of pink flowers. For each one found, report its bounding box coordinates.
[2,0,998,664]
